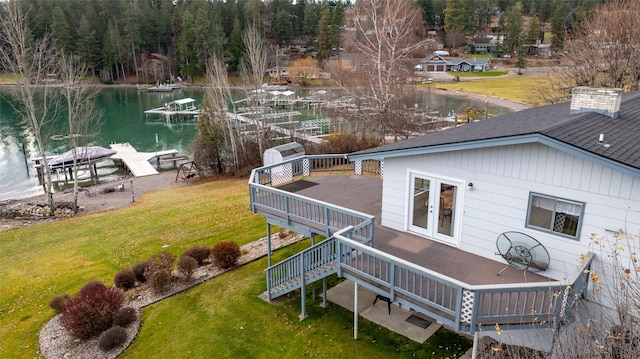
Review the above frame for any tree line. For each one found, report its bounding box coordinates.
[3,0,605,85]
[4,0,344,83]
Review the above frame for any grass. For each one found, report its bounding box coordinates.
[431,75,550,104]
[449,71,508,77]
[0,177,471,358]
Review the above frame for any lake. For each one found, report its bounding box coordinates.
[0,86,506,200]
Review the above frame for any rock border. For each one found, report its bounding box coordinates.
[38,233,306,359]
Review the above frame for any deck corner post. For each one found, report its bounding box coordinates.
[353,281,359,340]
[300,255,308,320]
[267,222,272,267]
[471,331,479,359]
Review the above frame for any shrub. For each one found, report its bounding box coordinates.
[112,306,137,327]
[49,294,71,314]
[145,252,176,293]
[178,254,198,279]
[114,269,136,290]
[182,245,211,266]
[132,261,149,283]
[60,286,124,339]
[97,326,128,352]
[211,241,241,269]
[79,280,107,295]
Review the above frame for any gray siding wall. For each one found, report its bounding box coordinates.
[381,142,640,280]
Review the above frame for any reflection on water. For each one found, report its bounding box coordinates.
[0,87,506,200]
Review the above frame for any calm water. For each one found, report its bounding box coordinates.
[0,87,504,200]
[0,88,202,200]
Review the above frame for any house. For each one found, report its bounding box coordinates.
[348,86,638,279]
[249,87,639,356]
[420,54,492,73]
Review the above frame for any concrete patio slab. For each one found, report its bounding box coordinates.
[326,279,376,314]
[327,280,442,343]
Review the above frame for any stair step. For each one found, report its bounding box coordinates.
[269,262,338,298]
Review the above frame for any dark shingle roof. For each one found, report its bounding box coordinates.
[351,92,640,171]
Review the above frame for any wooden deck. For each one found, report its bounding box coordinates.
[277,175,550,285]
[110,143,178,177]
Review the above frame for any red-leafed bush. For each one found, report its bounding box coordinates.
[60,285,124,339]
[211,241,241,269]
[112,306,137,327]
[97,326,127,352]
[182,245,211,266]
[79,280,107,295]
[49,294,71,314]
[114,269,136,290]
[145,252,175,293]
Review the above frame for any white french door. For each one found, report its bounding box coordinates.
[408,172,461,246]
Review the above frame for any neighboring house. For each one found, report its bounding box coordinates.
[419,54,492,73]
[445,57,492,72]
[249,87,639,356]
[136,52,171,83]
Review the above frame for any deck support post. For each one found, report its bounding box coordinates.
[471,331,478,359]
[353,282,359,340]
[311,233,316,300]
[299,254,308,320]
[320,277,327,308]
[267,222,272,267]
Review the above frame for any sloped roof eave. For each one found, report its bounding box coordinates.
[348,134,640,179]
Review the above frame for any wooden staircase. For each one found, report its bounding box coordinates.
[265,237,340,299]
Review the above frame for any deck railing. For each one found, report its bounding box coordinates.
[333,227,595,334]
[249,155,378,243]
[252,155,594,334]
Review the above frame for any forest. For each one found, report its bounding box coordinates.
[3,0,600,84]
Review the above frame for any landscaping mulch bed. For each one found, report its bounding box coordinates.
[38,233,305,359]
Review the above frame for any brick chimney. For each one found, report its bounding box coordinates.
[570,87,622,119]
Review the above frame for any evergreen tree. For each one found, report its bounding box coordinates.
[51,6,73,51]
[551,2,569,50]
[444,0,466,50]
[76,7,102,74]
[417,0,436,28]
[505,1,524,54]
[526,15,540,45]
[539,0,553,23]
[316,0,332,61]
[303,1,319,42]
[330,1,344,52]
[515,46,527,74]
[227,16,245,71]
[272,9,292,46]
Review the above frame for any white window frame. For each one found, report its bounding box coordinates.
[525,192,585,240]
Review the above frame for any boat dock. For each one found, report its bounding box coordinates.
[110,143,179,177]
[144,98,199,119]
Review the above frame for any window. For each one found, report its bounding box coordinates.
[526,193,584,239]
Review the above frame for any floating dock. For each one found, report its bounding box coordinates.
[144,98,199,119]
[110,143,178,177]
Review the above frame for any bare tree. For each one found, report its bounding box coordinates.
[199,53,247,174]
[536,1,640,103]
[0,2,61,214]
[57,51,103,213]
[327,0,434,144]
[238,25,269,159]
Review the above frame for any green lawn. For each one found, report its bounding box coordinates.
[0,177,471,358]
[431,75,550,104]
